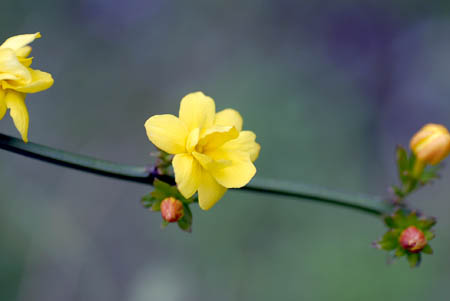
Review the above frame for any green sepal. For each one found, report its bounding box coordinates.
[153,179,177,199]
[421,244,433,255]
[151,200,162,211]
[150,188,168,202]
[396,146,409,183]
[152,179,195,203]
[407,253,421,268]
[395,247,407,258]
[161,220,169,229]
[408,152,417,171]
[386,210,436,237]
[420,164,442,185]
[383,215,397,228]
[378,229,401,251]
[177,203,193,233]
[391,186,405,199]
[387,209,407,228]
[404,211,419,228]
[417,217,436,231]
[141,194,162,211]
[424,231,435,241]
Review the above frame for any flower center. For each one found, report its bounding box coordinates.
[195,144,205,153]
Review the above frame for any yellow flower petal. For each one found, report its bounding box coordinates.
[192,151,231,170]
[179,91,215,131]
[173,153,202,199]
[4,90,29,142]
[0,73,19,81]
[0,48,31,83]
[15,46,32,58]
[19,56,33,67]
[2,69,54,93]
[215,161,256,188]
[144,114,188,154]
[0,88,6,120]
[416,134,450,165]
[0,33,41,51]
[219,130,261,162]
[198,171,227,210]
[215,108,243,132]
[186,128,200,153]
[206,149,256,188]
[198,125,239,152]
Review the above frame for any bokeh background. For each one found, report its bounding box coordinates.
[1,1,450,300]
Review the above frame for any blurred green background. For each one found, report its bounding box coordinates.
[1,1,450,300]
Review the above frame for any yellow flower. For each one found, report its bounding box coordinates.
[145,92,260,210]
[410,123,450,165]
[0,33,54,142]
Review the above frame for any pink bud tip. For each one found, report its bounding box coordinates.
[160,197,184,223]
[399,226,427,253]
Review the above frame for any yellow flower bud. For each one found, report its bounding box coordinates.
[410,123,450,165]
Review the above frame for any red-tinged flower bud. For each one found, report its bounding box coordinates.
[399,226,427,253]
[160,197,184,222]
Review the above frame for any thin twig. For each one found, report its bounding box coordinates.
[0,133,391,216]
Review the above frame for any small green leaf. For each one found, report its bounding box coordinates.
[151,179,190,203]
[151,200,162,211]
[378,230,401,251]
[154,179,174,197]
[177,219,191,232]
[151,189,168,201]
[408,153,417,170]
[405,211,419,227]
[424,231,435,241]
[407,253,421,268]
[395,247,407,257]
[141,194,158,209]
[390,209,408,228]
[403,178,418,195]
[392,186,405,198]
[421,244,433,255]
[177,204,193,233]
[161,220,169,229]
[420,164,442,184]
[396,146,409,183]
[417,217,436,231]
[384,215,397,228]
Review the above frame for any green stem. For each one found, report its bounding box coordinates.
[245,178,390,216]
[412,160,425,179]
[0,133,391,216]
[0,133,174,185]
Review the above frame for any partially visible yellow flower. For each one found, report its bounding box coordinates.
[410,123,450,165]
[0,33,54,142]
[145,92,260,210]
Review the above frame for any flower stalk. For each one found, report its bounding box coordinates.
[0,132,390,216]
